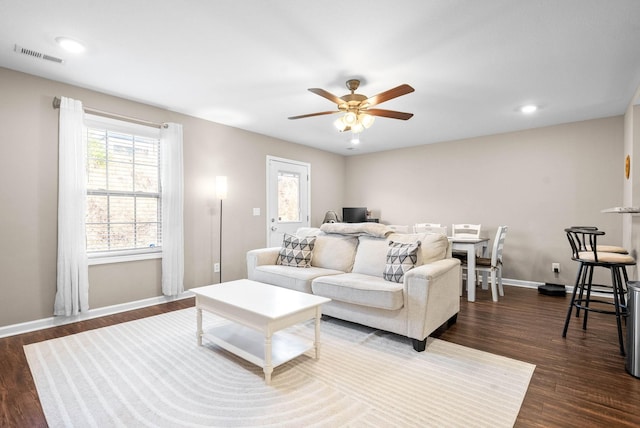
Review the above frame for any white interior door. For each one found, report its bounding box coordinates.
[267,156,310,247]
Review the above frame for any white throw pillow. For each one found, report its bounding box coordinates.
[352,236,390,277]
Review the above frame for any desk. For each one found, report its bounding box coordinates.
[450,237,490,302]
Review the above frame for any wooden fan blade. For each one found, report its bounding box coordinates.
[365,109,414,120]
[363,84,415,107]
[288,111,339,120]
[308,88,345,105]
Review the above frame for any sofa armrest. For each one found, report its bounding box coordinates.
[404,258,459,281]
[403,258,461,341]
[247,247,281,280]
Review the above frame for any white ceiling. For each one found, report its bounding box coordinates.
[2,0,640,155]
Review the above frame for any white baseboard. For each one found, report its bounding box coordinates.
[502,278,543,289]
[491,277,615,298]
[462,275,544,289]
[0,291,194,339]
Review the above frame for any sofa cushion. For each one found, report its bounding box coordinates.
[388,232,448,264]
[383,240,421,283]
[277,234,315,267]
[312,273,404,311]
[352,233,448,278]
[295,227,321,237]
[311,233,358,272]
[253,265,344,294]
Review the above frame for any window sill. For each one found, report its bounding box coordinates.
[88,251,162,266]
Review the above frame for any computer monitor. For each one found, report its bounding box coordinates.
[342,207,367,223]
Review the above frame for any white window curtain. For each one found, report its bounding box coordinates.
[160,123,184,295]
[54,97,89,316]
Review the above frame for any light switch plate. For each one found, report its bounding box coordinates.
[253,208,260,216]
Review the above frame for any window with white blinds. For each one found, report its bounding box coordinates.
[84,115,162,256]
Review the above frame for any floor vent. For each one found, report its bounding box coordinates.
[14,44,64,64]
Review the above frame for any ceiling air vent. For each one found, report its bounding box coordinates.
[14,44,64,64]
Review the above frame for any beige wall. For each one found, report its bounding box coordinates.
[0,65,631,328]
[0,68,345,327]
[344,117,625,287]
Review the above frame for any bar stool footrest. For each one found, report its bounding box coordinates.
[574,298,628,316]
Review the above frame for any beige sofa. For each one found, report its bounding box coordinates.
[246,223,461,351]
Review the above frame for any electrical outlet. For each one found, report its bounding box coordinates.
[552,263,560,273]
[214,263,220,272]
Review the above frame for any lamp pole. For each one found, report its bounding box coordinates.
[216,176,227,284]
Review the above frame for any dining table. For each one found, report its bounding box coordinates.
[449,237,490,302]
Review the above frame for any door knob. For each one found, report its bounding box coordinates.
[271,226,277,231]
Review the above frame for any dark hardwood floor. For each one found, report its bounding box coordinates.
[1,286,639,427]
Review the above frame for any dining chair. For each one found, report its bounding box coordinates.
[451,224,481,239]
[414,222,441,230]
[413,223,447,235]
[451,224,482,263]
[465,226,508,302]
[388,225,410,233]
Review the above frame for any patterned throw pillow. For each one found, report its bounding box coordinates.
[383,240,421,283]
[277,234,316,268]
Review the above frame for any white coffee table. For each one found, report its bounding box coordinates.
[191,279,331,384]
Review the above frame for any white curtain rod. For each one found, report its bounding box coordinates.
[52,96,168,129]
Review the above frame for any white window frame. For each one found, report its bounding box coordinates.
[84,114,163,265]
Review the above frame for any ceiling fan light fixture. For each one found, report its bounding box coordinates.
[360,113,375,128]
[350,133,360,144]
[289,79,414,142]
[333,117,347,131]
[343,111,357,126]
[350,122,364,133]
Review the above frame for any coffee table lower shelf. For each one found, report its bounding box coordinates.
[202,323,313,373]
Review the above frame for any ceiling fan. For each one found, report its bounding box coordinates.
[288,79,414,133]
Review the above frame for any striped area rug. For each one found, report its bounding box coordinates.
[25,308,534,427]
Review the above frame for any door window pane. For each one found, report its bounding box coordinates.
[278,171,300,222]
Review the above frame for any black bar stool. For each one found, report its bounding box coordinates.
[562,227,635,355]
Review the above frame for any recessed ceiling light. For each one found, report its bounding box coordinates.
[520,104,538,114]
[55,37,85,53]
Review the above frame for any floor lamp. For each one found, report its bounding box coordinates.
[216,176,227,283]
